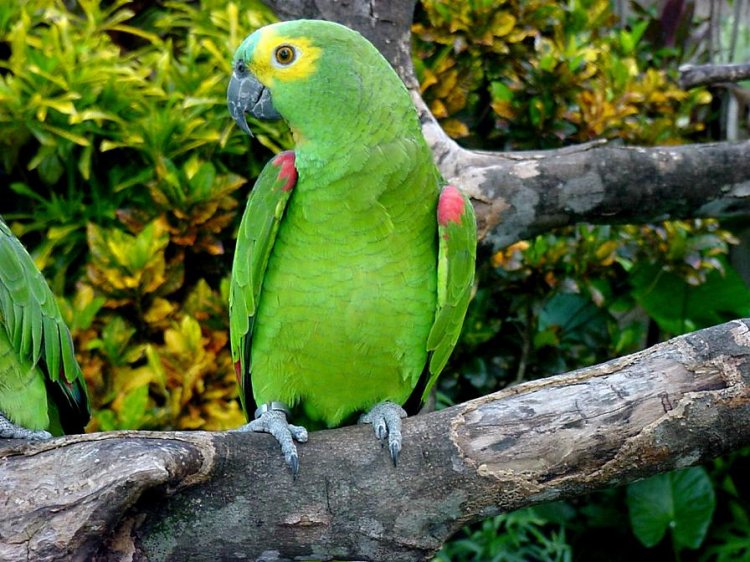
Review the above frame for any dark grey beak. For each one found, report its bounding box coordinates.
[227,67,281,136]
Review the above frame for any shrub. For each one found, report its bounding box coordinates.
[412,0,711,149]
[0,0,288,431]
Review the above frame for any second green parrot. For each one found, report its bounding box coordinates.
[227,19,476,473]
[0,216,89,439]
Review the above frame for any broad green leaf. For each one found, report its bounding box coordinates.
[537,292,608,348]
[118,383,149,430]
[630,260,750,335]
[627,467,716,550]
[98,316,137,366]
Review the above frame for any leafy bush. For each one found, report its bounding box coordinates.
[412,0,712,149]
[435,506,573,562]
[0,0,288,431]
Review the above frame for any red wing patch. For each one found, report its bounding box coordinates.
[272,151,298,192]
[438,185,466,226]
[234,360,243,386]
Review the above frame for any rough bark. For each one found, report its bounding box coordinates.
[680,63,750,89]
[264,0,750,249]
[3,319,750,561]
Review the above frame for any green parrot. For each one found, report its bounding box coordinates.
[0,216,89,439]
[227,20,476,474]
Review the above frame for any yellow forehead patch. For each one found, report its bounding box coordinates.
[249,29,322,87]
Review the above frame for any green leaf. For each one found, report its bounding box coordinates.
[37,153,64,185]
[490,80,513,102]
[9,182,46,203]
[40,122,91,146]
[98,316,137,366]
[529,96,544,128]
[119,384,149,430]
[537,292,608,348]
[630,260,750,335]
[94,409,118,432]
[188,160,217,199]
[627,467,716,550]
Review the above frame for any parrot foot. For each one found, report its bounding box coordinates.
[359,401,407,466]
[0,413,52,440]
[232,407,308,476]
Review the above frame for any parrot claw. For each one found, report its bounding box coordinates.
[359,401,407,466]
[390,440,401,467]
[232,409,308,476]
[0,413,52,440]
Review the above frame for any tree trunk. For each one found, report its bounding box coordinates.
[3,319,750,561]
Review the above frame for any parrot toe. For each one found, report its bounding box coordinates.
[389,439,401,467]
[232,410,308,476]
[0,413,53,440]
[359,401,407,466]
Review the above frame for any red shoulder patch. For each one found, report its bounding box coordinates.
[234,360,243,386]
[272,151,297,192]
[438,185,466,226]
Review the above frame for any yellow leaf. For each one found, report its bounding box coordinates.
[144,298,175,325]
[441,118,470,138]
[491,12,516,37]
[694,91,712,105]
[491,99,515,120]
[430,98,448,118]
[420,69,438,93]
[595,240,618,265]
[42,99,76,116]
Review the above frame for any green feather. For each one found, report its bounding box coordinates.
[0,216,90,434]
[425,187,477,393]
[229,153,296,414]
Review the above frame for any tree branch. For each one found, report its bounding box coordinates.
[680,63,750,89]
[4,319,750,561]
[439,139,750,248]
[263,0,750,250]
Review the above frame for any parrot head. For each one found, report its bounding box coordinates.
[228,19,415,148]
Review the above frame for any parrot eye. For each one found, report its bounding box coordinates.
[235,59,247,75]
[274,45,296,65]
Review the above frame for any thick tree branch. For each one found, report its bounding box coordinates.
[3,319,750,561]
[263,0,750,249]
[438,139,750,248]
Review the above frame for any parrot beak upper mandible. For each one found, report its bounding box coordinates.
[227,69,281,137]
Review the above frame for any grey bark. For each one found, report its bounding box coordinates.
[680,63,750,89]
[3,319,750,561]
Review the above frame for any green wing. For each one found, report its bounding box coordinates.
[229,151,297,416]
[422,185,477,399]
[0,216,90,433]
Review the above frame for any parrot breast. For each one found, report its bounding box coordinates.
[249,146,439,426]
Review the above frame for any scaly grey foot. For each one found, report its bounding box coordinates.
[359,401,407,466]
[232,405,308,476]
[0,413,52,440]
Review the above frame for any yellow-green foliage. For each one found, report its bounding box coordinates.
[413,0,711,148]
[0,0,289,431]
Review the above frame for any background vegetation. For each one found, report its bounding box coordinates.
[1,0,749,560]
